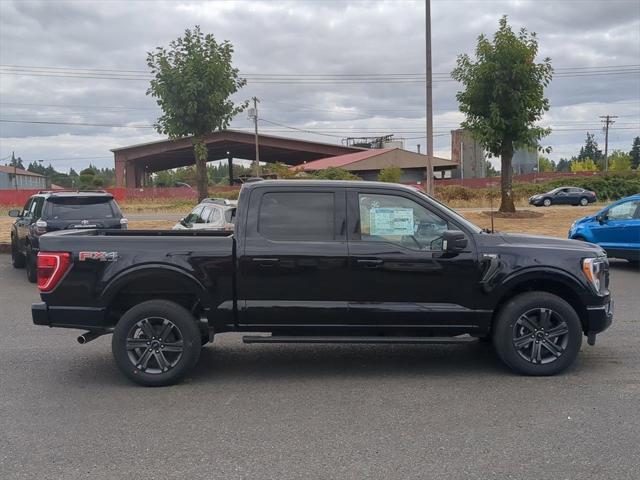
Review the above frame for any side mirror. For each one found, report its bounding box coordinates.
[442,230,468,253]
[8,209,21,218]
[596,213,607,224]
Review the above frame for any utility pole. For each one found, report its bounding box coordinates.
[424,0,434,194]
[11,151,17,190]
[250,96,261,177]
[600,115,617,172]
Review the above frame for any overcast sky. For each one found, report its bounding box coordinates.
[0,0,639,173]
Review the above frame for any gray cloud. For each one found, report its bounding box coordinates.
[1,0,638,171]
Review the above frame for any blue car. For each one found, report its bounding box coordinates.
[568,194,640,263]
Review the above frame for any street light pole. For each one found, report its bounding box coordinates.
[251,96,261,177]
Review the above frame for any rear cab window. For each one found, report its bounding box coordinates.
[258,192,335,241]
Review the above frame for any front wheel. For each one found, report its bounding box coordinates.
[112,300,202,387]
[580,197,588,206]
[11,236,25,269]
[493,292,582,376]
[543,198,552,207]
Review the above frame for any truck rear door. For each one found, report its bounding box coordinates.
[236,186,350,328]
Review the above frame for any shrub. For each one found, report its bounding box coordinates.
[378,166,402,183]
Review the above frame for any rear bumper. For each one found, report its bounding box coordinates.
[585,299,614,335]
[32,302,107,330]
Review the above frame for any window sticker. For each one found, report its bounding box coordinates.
[370,207,414,236]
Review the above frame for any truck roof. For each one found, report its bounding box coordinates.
[241,179,424,193]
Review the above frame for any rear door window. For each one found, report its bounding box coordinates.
[48,197,117,220]
[258,192,335,241]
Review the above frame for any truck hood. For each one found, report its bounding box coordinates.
[494,232,605,256]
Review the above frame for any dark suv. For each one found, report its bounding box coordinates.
[8,190,127,282]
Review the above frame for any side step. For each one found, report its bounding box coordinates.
[242,335,478,345]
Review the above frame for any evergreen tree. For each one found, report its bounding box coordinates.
[556,158,571,172]
[630,136,640,170]
[578,133,603,168]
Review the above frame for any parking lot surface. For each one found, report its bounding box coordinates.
[0,255,638,479]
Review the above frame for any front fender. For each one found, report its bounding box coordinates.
[492,266,590,301]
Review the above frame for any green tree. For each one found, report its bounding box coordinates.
[629,136,640,170]
[147,26,247,201]
[578,133,603,168]
[556,158,571,172]
[451,16,552,212]
[537,156,556,172]
[7,154,25,170]
[570,158,598,172]
[312,167,360,180]
[608,150,632,171]
[377,166,402,183]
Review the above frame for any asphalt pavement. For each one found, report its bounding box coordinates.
[0,255,638,479]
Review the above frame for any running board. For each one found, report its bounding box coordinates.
[242,335,478,345]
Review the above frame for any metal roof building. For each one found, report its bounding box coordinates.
[294,148,457,183]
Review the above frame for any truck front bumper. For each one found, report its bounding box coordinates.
[32,302,107,330]
[585,298,613,335]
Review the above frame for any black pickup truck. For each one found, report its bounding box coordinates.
[32,180,613,386]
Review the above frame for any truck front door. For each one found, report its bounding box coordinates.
[346,188,488,333]
[237,186,350,328]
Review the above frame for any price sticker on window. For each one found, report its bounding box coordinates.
[370,207,414,236]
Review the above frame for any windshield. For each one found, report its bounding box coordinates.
[49,197,119,220]
[414,190,483,234]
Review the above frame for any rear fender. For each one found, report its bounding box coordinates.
[100,264,213,310]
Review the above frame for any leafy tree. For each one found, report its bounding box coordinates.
[147,26,247,201]
[377,166,402,183]
[608,150,632,171]
[537,156,556,172]
[629,136,640,170]
[578,133,603,168]
[312,167,360,180]
[451,16,552,212]
[570,158,598,172]
[555,158,571,172]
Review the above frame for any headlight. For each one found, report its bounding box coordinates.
[582,257,608,295]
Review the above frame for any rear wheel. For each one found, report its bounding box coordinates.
[11,235,25,269]
[493,292,582,376]
[112,300,201,387]
[26,244,37,283]
[580,197,588,206]
[543,198,552,207]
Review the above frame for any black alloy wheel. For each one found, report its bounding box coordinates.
[493,292,582,376]
[126,317,185,374]
[512,308,569,365]
[112,300,201,387]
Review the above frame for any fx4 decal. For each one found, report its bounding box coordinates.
[79,251,119,262]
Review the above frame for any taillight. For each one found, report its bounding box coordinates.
[35,219,48,235]
[120,218,128,230]
[37,252,72,292]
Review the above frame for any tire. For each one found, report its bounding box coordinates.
[26,244,37,283]
[492,292,582,376]
[112,300,201,387]
[11,236,25,269]
[579,197,588,206]
[543,198,552,207]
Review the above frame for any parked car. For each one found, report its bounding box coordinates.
[8,190,127,282]
[568,194,640,263]
[31,180,612,386]
[173,198,237,231]
[529,187,597,207]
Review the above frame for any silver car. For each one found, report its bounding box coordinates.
[173,198,237,231]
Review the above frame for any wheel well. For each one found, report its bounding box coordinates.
[104,273,207,329]
[492,279,588,333]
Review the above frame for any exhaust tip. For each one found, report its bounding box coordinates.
[77,331,102,344]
